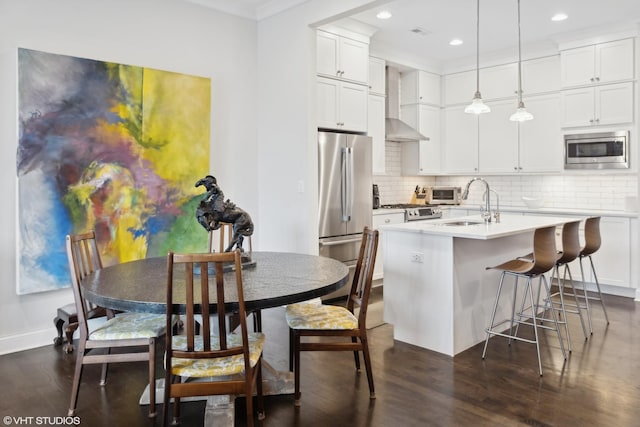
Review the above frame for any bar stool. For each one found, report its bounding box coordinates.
[579,217,609,333]
[482,226,566,376]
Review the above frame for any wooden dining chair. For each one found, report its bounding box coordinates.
[66,231,168,418]
[285,227,379,406]
[163,250,265,427]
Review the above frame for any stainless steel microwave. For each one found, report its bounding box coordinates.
[564,131,629,169]
[428,186,462,205]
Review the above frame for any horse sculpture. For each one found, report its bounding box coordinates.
[195,175,254,253]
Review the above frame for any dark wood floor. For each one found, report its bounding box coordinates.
[1,292,639,427]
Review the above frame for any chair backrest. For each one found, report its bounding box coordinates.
[530,226,558,275]
[346,227,379,326]
[557,220,581,264]
[65,231,103,340]
[208,222,253,254]
[165,250,250,368]
[581,216,601,257]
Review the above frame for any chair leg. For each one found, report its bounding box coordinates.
[253,309,262,332]
[288,328,294,372]
[245,375,254,427]
[552,270,572,353]
[256,358,265,420]
[541,275,567,360]
[63,323,78,353]
[360,334,376,399]
[148,338,156,418]
[54,316,64,346]
[68,341,86,416]
[524,278,544,376]
[293,332,301,406]
[352,336,361,372]
[99,348,111,386]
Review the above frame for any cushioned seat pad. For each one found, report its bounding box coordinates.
[285,302,358,330]
[90,312,167,340]
[170,332,265,377]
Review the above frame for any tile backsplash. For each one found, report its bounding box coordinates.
[373,141,639,212]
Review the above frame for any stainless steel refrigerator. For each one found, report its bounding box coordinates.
[318,131,372,300]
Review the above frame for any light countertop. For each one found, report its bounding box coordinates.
[444,205,638,218]
[379,213,581,240]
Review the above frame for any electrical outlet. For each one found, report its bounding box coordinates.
[410,252,424,263]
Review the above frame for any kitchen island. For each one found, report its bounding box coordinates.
[380,213,580,356]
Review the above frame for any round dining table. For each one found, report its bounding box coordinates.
[81,251,349,314]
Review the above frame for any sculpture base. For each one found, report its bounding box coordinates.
[194,256,256,275]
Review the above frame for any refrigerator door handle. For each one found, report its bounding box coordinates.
[341,147,349,221]
[345,146,353,221]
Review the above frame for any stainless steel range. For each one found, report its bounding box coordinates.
[380,204,442,222]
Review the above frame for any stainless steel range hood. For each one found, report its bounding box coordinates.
[385,66,429,142]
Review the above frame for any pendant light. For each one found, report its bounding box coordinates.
[510,0,533,121]
[465,0,490,114]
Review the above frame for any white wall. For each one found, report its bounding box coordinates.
[0,0,260,354]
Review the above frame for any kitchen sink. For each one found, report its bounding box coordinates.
[439,220,483,226]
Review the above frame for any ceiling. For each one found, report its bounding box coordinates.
[189,0,640,68]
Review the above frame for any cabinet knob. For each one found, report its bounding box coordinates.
[590,119,594,123]
[595,77,600,82]
[590,77,595,82]
[514,166,518,170]
[384,219,391,223]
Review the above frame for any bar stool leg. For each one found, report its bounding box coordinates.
[579,257,594,334]
[588,255,609,325]
[563,265,588,340]
[525,277,543,376]
[540,275,567,360]
[553,269,572,353]
[482,272,507,359]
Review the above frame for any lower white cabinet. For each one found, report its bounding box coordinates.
[372,211,405,280]
[317,76,368,132]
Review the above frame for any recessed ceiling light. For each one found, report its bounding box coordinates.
[376,10,392,20]
[551,13,568,22]
[449,38,463,46]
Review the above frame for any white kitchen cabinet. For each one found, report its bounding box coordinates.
[317,76,368,132]
[521,55,561,95]
[518,94,562,172]
[369,56,386,96]
[479,63,518,100]
[443,105,479,173]
[400,70,441,106]
[587,216,631,288]
[317,30,369,85]
[560,82,634,128]
[372,211,405,280]
[368,94,386,174]
[478,100,519,173]
[444,70,476,106]
[561,38,634,88]
[400,104,441,175]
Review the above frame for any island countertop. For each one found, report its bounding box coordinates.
[379,213,584,240]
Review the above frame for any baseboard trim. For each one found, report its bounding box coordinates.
[0,328,53,355]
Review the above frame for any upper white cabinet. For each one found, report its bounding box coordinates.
[317,30,369,85]
[521,55,561,95]
[479,63,518,100]
[369,56,386,96]
[401,70,441,106]
[443,105,479,173]
[368,94,386,174]
[560,38,634,88]
[518,94,562,172]
[400,104,441,175]
[478,100,519,173]
[317,76,368,133]
[560,82,634,128]
[444,70,476,106]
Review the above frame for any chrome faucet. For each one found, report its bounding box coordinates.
[483,189,501,223]
[462,177,493,223]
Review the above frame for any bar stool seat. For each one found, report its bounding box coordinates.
[482,225,567,376]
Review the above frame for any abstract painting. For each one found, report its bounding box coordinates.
[16,48,211,294]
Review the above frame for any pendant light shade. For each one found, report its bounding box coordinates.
[465,0,490,115]
[510,0,533,122]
